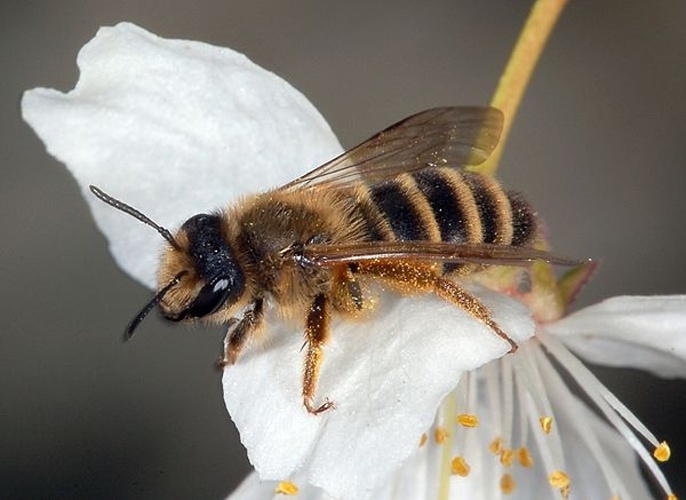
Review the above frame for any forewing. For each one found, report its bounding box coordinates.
[303,241,580,267]
[280,107,503,191]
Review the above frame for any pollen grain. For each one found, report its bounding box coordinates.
[539,416,554,434]
[434,427,450,444]
[457,413,480,428]
[451,456,471,477]
[275,481,299,495]
[500,473,516,495]
[516,447,534,468]
[654,441,671,462]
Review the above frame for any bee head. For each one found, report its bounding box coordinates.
[157,213,246,324]
[88,186,245,340]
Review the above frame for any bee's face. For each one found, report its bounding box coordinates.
[157,213,246,323]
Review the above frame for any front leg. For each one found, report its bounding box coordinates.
[220,297,264,367]
[303,294,335,415]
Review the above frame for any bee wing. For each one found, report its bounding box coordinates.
[280,106,503,191]
[303,241,580,267]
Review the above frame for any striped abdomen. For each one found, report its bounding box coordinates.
[353,167,537,273]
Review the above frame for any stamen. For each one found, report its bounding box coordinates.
[434,427,449,444]
[516,447,534,468]
[501,355,515,446]
[500,473,516,495]
[489,437,504,455]
[419,433,428,447]
[539,416,553,434]
[534,345,631,499]
[548,470,570,488]
[538,331,676,497]
[450,456,470,477]
[514,344,567,483]
[485,360,504,432]
[275,481,299,495]
[500,448,514,468]
[457,413,480,428]
[654,441,671,462]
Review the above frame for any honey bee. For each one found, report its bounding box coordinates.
[91,106,570,414]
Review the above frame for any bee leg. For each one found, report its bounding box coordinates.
[220,297,264,367]
[359,262,517,353]
[433,278,518,353]
[302,294,335,415]
[343,264,364,311]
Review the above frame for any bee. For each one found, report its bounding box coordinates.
[91,106,569,415]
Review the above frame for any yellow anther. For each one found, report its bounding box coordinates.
[500,448,514,468]
[609,496,622,500]
[419,433,428,447]
[539,416,554,434]
[489,437,504,455]
[653,441,671,462]
[500,473,516,495]
[457,413,480,428]
[548,470,570,487]
[275,481,299,495]
[666,495,678,500]
[517,447,534,468]
[451,456,471,477]
[434,427,450,444]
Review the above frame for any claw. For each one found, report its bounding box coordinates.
[304,397,336,415]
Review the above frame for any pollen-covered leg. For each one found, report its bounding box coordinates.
[356,261,517,352]
[332,264,365,313]
[303,294,335,415]
[220,297,264,366]
[434,278,518,353]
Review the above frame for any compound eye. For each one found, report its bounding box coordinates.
[186,276,232,318]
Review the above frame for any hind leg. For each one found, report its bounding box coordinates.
[433,277,517,353]
[358,262,518,353]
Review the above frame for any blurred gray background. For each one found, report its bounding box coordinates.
[3,1,685,498]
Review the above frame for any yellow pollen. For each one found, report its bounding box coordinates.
[419,433,428,447]
[500,473,516,495]
[457,413,480,428]
[653,441,671,462]
[275,481,299,495]
[489,437,504,455]
[500,448,514,468]
[451,456,471,477]
[517,447,534,468]
[539,416,554,434]
[434,427,450,444]
[549,470,571,496]
[610,496,622,500]
[666,495,678,500]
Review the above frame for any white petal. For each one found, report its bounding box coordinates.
[223,288,535,500]
[547,296,686,378]
[21,22,341,288]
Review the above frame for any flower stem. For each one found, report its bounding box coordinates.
[476,0,567,176]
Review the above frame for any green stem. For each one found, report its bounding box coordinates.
[477,0,567,176]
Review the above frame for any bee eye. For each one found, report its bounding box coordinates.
[186,275,232,318]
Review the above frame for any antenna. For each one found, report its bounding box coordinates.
[125,271,188,340]
[89,185,181,250]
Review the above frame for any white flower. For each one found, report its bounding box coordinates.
[22,23,684,500]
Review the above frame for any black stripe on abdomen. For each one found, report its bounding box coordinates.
[412,169,469,244]
[463,173,500,244]
[369,181,428,241]
[508,191,537,246]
